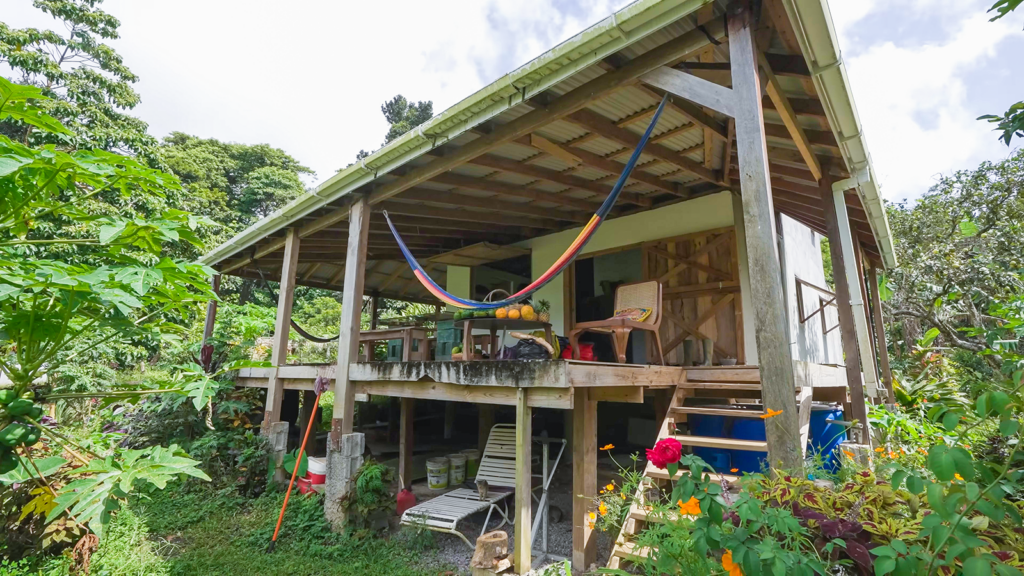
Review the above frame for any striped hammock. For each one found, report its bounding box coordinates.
[384,94,669,310]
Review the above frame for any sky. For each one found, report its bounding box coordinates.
[3,0,1023,202]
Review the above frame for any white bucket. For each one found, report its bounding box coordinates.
[426,457,449,490]
[459,449,480,478]
[307,457,327,475]
[447,453,467,485]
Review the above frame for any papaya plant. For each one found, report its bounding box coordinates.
[0,77,224,538]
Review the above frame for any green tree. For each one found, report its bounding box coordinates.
[352,95,433,161]
[158,132,312,245]
[0,0,157,158]
[885,150,1024,357]
[979,0,1023,145]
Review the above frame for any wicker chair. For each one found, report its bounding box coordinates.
[569,280,665,365]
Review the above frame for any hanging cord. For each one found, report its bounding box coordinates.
[255,268,340,343]
[267,375,330,553]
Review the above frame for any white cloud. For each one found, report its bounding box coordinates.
[3,0,626,184]
[831,0,1021,200]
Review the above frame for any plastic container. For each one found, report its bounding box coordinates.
[447,453,467,485]
[396,488,416,515]
[808,404,846,473]
[460,449,481,478]
[297,477,313,495]
[688,414,731,472]
[730,419,767,474]
[306,457,327,484]
[426,457,449,490]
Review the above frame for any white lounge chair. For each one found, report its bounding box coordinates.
[400,424,518,547]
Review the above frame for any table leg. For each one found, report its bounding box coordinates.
[462,320,473,360]
[489,327,498,360]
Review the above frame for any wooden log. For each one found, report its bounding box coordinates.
[728,0,801,470]
[264,228,300,426]
[868,266,895,403]
[571,388,597,571]
[514,389,532,574]
[334,197,371,434]
[201,274,221,346]
[470,531,510,573]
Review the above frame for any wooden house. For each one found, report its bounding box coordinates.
[199,0,897,571]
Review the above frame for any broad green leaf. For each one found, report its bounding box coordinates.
[1000,418,1019,436]
[928,446,956,481]
[963,557,993,576]
[906,475,925,495]
[921,327,941,347]
[0,456,69,484]
[950,447,975,481]
[875,556,896,576]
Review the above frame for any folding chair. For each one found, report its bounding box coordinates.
[569,280,665,364]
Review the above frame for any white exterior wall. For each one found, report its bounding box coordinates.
[780,215,843,365]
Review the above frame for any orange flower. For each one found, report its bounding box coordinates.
[760,408,783,420]
[606,483,615,491]
[842,450,855,459]
[599,502,608,516]
[722,549,744,576]
[588,521,594,530]
[889,451,897,459]
[730,468,739,473]
[900,448,906,455]
[677,496,702,516]
[963,444,971,449]
[600,444,615,451]
[874,447,885,453]
[919,448,927,454]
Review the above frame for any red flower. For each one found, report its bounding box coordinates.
[646,438,682,469]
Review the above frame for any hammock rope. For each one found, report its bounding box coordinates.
[384,94,670,310]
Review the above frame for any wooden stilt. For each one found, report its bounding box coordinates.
[201,274,221,347]
[334,197,371,434]
[572,387,596,571]
[868,266,895,403]
[727,0,801,469]
[478,404,495,453]
[399,398,414,489]
[514,389,532,574]
[265,228,300,426]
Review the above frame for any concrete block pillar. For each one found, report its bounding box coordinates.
[324,425,365,529]
[267,421,290,485]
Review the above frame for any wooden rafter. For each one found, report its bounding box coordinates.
[758,51,822,181]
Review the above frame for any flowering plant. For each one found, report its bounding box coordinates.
[646,437,682,476]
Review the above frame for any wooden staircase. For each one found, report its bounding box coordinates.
[608,366,774,570]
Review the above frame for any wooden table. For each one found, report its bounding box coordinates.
[360,327,429,361]
[456,318,553,360]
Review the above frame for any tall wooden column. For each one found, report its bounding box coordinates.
[822,179,870,443]
[514,389,533,574]
[868,266,895,403]
[728,0,801,469]
[399,398,414,489]
[201,274,221,347]
[571,388,597,571]
[478,404,495,453]
[265,228,300,425]
[333,197,371,433]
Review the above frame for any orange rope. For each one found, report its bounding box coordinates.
[268,392,321,552]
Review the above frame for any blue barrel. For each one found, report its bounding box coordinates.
[688,414,731,472]
[730,419,767,474]
[809,405,846,473]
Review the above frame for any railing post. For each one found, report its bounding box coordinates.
[264,229,299,484]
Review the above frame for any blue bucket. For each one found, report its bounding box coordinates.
[808,405,846,473]
[688,414,731,472]
[730,419,767,474]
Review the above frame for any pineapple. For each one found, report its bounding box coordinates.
[536,299,551,323]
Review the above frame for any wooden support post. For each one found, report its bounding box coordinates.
[201,274,221,347]
[369,294,380,330]
[572,387,597,572]
[514,388,532,575]
[444,402,456,440]
[298,390,317,443]
[265,228,300,426]
[399,398,414,489]
[325,197,371,529]
[821,174,870,443]
[868,266,895,403]
[478,404,495,453]
[728,0,801,470]
[333,197,372,434]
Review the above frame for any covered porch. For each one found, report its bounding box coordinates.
[199,0,896,571]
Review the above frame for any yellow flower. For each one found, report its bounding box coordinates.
[600,444,615,451]
[588,512,596,521]
[677,496,702,516]
[606,483,615,491]
[955,473,964,481]
[722,550,744,576]
[620,493,627,500]
[760,408,783,420]
[599,502,608,516]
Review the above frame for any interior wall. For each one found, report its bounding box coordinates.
[521,192,736,335]
[445,265,471,311]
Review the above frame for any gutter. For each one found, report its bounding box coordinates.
[778,0,897,269]
[200,0,714,268]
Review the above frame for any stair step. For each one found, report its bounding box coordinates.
[678,381,763,390]
[646,465,741,483]
[670,434,768,451]
[612,540,652,561]
[670,406,765,418]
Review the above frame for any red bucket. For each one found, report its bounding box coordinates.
[562,342,595,361]
[297,477,313,494]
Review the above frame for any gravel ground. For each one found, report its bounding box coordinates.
[411,472,614,575]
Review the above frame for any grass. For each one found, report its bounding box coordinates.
[4,484,451,576]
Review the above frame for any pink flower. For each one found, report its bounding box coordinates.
[646,438,682,469]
